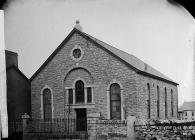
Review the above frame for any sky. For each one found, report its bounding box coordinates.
[3,0,195,106]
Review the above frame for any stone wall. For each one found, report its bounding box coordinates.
[88,117,127,140]
[134,119,195,140]
[137,75,178,120]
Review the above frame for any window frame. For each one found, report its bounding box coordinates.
[41,85,54,120]
[110,83,121,120]
[68,89,73,104]
[165,88,168,118]
[70,45,84,61]
[75,80,85,104]
[107,80,124,120]
[171,89,174,117]
[87,87,92,103]
[157,86,160,118]
[66,78,94,106]
[147,83,151,119]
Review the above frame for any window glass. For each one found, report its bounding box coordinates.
[165,88,167,118]
[43,88,52,120]
[75,80,85,103]
[87,87,92,103]
[68,89,73,104]
[110,83,121,120]
[171,89,174,116]
[157,86,160,118]
[147,84,151,119]
[73,49,81,59]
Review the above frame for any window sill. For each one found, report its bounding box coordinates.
[69,103,95,109]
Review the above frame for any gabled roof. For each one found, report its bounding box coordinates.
[7,65,29,82]
[178,101,195,112]
[30,28,178,85]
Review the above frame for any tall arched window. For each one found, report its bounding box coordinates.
[157,86,160,118]
[43,88,52,120]
[147,83,151,119]
[75,80,85,103]
[171,89,174,117]
[110,83,121,120]
[164,88,168,118]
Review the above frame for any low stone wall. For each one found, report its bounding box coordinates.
[134,119,195,140]
[96,119,127,139]
[88,116,127,140]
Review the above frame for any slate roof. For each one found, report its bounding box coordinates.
[30,28,178,85]
[178,101,195,112]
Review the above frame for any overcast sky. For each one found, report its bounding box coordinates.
[3,0,195,105]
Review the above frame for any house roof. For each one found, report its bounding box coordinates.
[5,50,18,56]
[7,65,29,82]
[179,101,195,112]
[178,101,195,112]
[30,28,178,85]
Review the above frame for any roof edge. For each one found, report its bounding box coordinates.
[137,71,179,85]
[7,65,29,82]
[5,50,18,56]
[30,28,77,81]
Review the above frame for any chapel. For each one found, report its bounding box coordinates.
[30,22,178,131]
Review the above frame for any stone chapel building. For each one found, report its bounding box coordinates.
[30,22,178,131]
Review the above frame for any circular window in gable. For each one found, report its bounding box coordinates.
[73,49,81,59]
[71,45,84,61]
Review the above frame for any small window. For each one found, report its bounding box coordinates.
[164,88,167,118]
[68,89,73,104]
[87,87,92,103]
[157,86,160,118]
[73,49,81,59]
[185,112,187,116]
[71,46,84,61]
[171,89,174,117]
[147,83,151,119]
[192,111,194,116]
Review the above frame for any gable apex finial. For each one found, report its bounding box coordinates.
[76,20,80,24]
[74,20,82,31]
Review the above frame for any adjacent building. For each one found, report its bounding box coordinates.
[178,101,195,121]
[6,50,31,137]
[30,22,179,131]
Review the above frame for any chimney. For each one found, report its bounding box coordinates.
[5,50,18,68]
[74,20,82,31]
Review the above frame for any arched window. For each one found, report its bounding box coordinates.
[171,89,174,117]
[164,88,168,118]
[157,86,160,118]
[147,83,151,119]
[110,83,121,120]
[75,80,85,103]
[43,88,52,120]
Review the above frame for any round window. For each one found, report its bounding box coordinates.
[73,48,82,59]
